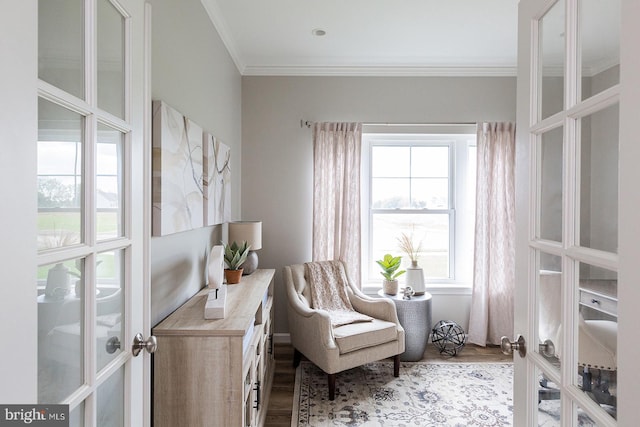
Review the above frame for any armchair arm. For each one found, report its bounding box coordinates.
[349,291,400,325]
[283,266,339,353]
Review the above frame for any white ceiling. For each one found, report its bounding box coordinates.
[201,0,519,76]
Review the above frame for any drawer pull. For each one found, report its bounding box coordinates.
[591,299,601,305]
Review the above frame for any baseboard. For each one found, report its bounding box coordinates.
[273,332,291,344]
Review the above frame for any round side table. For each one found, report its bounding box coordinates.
[378,289,432,361]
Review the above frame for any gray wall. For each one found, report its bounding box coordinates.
[149,0,241,326]
[241,76,517,335]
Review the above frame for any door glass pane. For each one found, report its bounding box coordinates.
[372,213,449,279]
[97,250,125,371]
[575,402,598,425]
[38,0,84,99]
[579,104,619,253]
[539,127,563,242]
[539,0,565,120]
[97,0,125,118]
[38,98,84,250]
[580,0,620,100]
[69,402,84,427]
[537,253,562,370]
[537,366,561,424]
[97,124,125,240]
[97,366,124,427]
[37,257,85,403]
[577,263,617,419]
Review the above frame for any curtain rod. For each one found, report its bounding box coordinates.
[300,120,476,129]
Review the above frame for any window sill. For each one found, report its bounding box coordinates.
[362,282,472,297]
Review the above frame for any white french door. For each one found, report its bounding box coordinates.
[514,0,640,425]
[1,0,150,425]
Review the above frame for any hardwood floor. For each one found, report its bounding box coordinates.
[265,342,512,426]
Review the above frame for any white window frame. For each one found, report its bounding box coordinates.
[361,130,477,294]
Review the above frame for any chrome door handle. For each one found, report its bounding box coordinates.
[539,339,555,358]
[132,333,157,357]
[501,335,526,358]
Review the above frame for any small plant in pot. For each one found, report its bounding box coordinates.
[376,254,405,295]
[223,241,251,284]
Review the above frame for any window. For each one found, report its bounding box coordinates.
[361,132,477,289]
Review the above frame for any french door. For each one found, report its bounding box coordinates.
[514,0,640,425]
[0,0,150,425]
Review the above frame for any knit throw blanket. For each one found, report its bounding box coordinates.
[304,261,373,327]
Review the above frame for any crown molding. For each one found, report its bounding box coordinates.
[200,0,245,74]
[241,65,518,77]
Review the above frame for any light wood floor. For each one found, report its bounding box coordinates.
[265,342,512,427]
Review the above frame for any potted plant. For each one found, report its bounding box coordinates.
[397,230,426,295]
[223,241,251,284]
[376,254,405,295]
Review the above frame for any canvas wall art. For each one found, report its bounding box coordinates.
[152,100,204,236]
[203,132,231,225]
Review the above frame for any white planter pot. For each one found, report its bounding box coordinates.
[382,279,399,295]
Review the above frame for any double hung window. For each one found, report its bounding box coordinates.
[361,132,477,288]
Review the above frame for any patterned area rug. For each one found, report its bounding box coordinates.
[292,361,514,426]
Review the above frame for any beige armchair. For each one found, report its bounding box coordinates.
[283,262,405,400]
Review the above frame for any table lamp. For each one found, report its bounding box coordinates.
[228,221,262,275]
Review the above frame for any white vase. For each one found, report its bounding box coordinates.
[405,267,425,295]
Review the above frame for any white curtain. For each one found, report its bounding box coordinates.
[468,122,516,346]
[312,122,362,286]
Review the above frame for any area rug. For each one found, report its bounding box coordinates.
[292,361,514,426]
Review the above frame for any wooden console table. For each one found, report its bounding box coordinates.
[153,269,275,427]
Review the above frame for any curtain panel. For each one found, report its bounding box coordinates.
[312,122,362,286]
[468,122,516,346]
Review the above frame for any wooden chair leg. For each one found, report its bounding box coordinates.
[393,354,400,377]
[293,348,302,367]
[328,373,336,401]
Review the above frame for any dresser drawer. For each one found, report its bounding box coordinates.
[579,289,617,317]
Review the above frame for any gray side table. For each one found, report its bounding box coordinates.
[378,289,432,361]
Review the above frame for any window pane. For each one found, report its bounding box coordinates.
[97,124,125,240]
[411,146,449,177]
[97,366,124,427]
[580,0,620,101]
[38,258,85,403]
[97,0,125,118]
[537,252,562,373]
[412,178,449,209]
[97,250,124,372]
[579,104,619,253]
[539,0,565,120]
[371,213,449,280]
[38,0,84,99]
[372,146,409,178]
[372,178,410,209]
[38,98,84,250]
[539,126,563,242]
[577,263,617,419]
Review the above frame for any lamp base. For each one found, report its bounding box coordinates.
[241,251,259,275]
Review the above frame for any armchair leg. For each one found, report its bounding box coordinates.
[328,373,336,401]
[393,354,400,377]
[293,348,302,368]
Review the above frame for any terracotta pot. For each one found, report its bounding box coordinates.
[382,279,399,295]
[224,269,243,284]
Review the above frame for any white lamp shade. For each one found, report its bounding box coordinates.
[228,221,262,250]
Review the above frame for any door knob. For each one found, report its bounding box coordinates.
[538,339,555,358]
[132,333,158,357]
[501,335,526,358]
